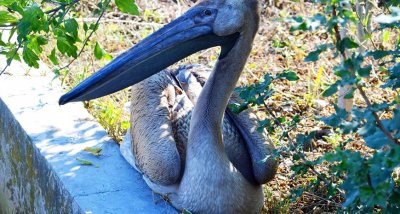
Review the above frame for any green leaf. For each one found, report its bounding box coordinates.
[273,40,289,48]
[290,22,307,32]
[0,11,17,25]
[343,190,360,207]
[383,30,390,43]
[83,147,102,156]
[182,209,192,214]
[258,119,271,129]
[89,23,99,31]
[304,44,328,62]
[28,35,47,55]
[83,22,89,32]
[276,71,299,81]
[22,45,39,68]
[366,50,396,60]
[49,48,59,65]
[121,121,130,129]
[94,41,104,59]
[344,87,355,99]
[322,83,338,97]
[76,157,93,165]
[103,53,113,61]
[333,68,349,78]
[115,0,139,15]
[64,18,79,38]
[363,131,391,149]
[17,5,45,39]
[358,65,372,77]
[57,36,78,58]
[337,37,359,53]
[5,47,20,65]
[305,49,322,62]
[0,32,7,46]
[0,0,15,6]
[228,103,248,114]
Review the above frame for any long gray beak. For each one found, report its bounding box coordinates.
[59,7,239,105]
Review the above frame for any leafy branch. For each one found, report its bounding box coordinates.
[59,0,111,71]
[0,42,22,76]
[331,5,399,146]
[0,0,139,76]
[231,72,345,201]
[357,85,399,145]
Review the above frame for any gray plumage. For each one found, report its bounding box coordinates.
[129,64,276,187]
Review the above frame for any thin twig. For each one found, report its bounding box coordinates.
[0,42,23,76]
[0,24,16,27]
[303,191,342,207]
[332,5,346,58]
[357,85,399,145]
[45,0,79,15]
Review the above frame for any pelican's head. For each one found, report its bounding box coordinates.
[59,0,260,104]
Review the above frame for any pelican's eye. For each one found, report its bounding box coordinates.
[203,9,212,16]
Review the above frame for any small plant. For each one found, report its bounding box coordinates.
[304,66,326,107]
[232,0,400,212]
[88,100,130,142]
[83,147,102,156]
[263,186,291,213]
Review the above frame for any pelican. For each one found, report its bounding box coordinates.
[60,0,277,213]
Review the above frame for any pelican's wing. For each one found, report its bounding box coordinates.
[226,94,278,184]
[120,129,180,204]
[129,70,184,185]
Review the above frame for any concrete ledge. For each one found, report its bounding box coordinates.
[0,61,176,213]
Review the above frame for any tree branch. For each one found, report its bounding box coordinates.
[45,0,79,15]
[332,4,398,146]
[59,0,111,72]
[0,42,23,76]
[357,85,399,145]
[332,5,345,57]
[0,1,79,28]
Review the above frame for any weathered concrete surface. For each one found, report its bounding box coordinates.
[0,59,176,213]
[0,98,83,214]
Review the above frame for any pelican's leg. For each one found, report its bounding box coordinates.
[130,71,183,185]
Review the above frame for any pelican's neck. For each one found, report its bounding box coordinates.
[188,30,257,155]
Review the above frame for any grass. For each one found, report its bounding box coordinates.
[45,0,399,213]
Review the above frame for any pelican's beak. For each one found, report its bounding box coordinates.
[59,7,239,105]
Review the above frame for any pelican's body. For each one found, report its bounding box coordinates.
[60,0,277,213]
[129,65,276,187]
[127,66,269,213]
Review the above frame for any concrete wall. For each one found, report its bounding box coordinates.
[0,98,82,214]
[0,60,176,213]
